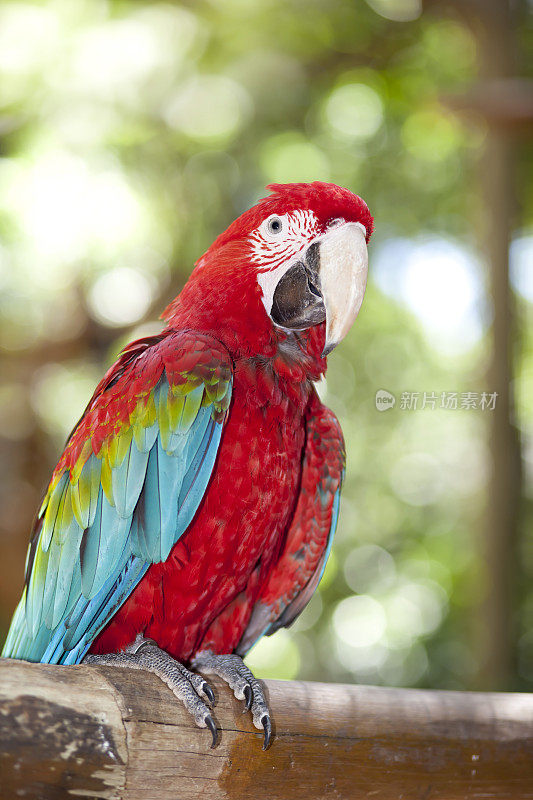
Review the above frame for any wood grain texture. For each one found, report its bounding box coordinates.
[1,658,532,800]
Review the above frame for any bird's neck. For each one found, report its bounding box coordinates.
[162,252,328,399]
[230,330,325,414]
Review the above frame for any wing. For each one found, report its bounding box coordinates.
[2,331,232,665]
[236,392,345,656]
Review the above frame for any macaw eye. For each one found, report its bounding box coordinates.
[327,217,344,229]
[267,216,283,235]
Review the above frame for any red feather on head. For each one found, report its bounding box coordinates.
[204,181,373,254]
[163,182,373,363]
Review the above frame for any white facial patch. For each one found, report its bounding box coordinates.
[250,209,321,316]
[256,259,297,317]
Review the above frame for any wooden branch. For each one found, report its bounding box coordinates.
[1,659,532,800]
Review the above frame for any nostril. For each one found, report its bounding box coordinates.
[327,217,345,229]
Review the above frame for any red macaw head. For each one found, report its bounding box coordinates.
[164,181,373,363]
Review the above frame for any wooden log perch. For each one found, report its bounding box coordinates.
[1,659,532,800]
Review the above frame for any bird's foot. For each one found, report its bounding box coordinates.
[84,635,218,748]
[191,651,272,750]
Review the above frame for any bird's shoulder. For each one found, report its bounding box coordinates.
[54,329,233,486]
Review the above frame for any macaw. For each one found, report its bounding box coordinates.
[2,181,372,749]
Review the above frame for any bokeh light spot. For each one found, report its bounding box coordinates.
[373,236,484,355]
[344,545,396,594]
[365,0,422,22]
[3,154,145,268]
[333,595,386,648]
[390,452,443,506]
[245,629,300,680]
[260,132,330,182]
[164,75,251,144]
[324,83,383,142]
[32,362,101,440]
[402,109,462,162]
[88,267,155,328]
[511,234,533,302]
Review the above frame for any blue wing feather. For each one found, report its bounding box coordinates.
[178,419,218,523]
[3,339,232,665]
[112,442,150,518]
[90,499,131,598]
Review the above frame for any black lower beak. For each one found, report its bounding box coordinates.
[269,243,326,330]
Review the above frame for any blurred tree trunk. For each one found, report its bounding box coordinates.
[430,0,525,690]
[474,0,522,690]
[427,0,525,689]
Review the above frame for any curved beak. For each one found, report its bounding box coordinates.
[319,222,368,356]
[264,221,368,357]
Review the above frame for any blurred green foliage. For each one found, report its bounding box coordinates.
[0,0,531,691]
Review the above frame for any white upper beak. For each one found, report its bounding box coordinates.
[319,221,368,356]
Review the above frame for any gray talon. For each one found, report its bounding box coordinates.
[191,650,273,748]
[203,681,215,705]
[261,714,272,750]
[243,684,253,711]
[205,714,217,748]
